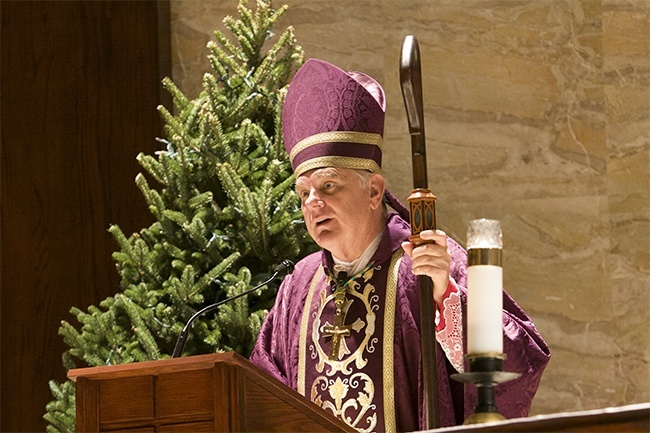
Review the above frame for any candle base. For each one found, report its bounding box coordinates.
[451,355,521,425]
[462,411,507,425]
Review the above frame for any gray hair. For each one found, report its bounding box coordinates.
[351,169,387,213]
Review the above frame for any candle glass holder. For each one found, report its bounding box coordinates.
[460,219,519,424]
[467,218,503,249]
[466,219,504,356]
[451,354,521,424]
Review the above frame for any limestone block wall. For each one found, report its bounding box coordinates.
[169,0,649,416]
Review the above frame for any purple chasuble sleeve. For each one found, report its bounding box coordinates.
[248,284,289,386]
[250,255,321,389]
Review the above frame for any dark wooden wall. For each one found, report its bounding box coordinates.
[1,1,170,431]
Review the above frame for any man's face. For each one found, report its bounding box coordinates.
[295,167,383,261]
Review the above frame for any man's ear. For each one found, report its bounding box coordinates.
[368,174,386,210]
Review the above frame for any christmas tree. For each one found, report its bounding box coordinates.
[44,1,314,431]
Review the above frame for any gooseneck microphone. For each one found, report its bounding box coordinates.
[171,260,294,358]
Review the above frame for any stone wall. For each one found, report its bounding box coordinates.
[169,0,649,416]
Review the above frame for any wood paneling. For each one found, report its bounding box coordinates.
[1,1,170,430]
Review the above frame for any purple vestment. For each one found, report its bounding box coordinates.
[250,213,550,432]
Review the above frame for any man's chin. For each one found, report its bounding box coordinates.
[312,230,337,251]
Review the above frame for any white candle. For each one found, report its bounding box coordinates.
[466,219,503,355]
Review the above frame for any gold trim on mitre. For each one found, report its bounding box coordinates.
[294,156,381,178]
[289,131,383,163]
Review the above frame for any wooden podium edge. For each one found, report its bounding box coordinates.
[68,352,354,432]
[68,352,228,381]
[431,402,650,432]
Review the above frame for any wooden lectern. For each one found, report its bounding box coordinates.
[68,352,354,432]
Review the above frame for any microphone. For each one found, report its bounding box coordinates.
[171,260,294,358]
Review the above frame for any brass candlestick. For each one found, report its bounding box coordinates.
[451,354,521,424]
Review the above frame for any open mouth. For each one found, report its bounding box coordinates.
[315,217,331,226]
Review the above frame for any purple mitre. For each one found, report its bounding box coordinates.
[282,58,386,177]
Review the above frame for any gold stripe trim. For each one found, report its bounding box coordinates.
[294,156,381,178]
[297,265,324,396]
[468,248,502,266]
[289,131,383,162]
[383,251,402,433]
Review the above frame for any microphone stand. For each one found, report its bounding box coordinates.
[171,260,294,358]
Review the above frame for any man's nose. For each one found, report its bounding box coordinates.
[304,189,324,208]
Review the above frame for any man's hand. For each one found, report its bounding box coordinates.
[401,230,451,305]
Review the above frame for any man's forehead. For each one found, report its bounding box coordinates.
[296,167,350,185]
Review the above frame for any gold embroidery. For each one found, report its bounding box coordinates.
[312,269,377,375]
[321,297,365,360]
[382,251,402,433]
[311,373,377,433]
[323,273,356,361]
[301,252,402,432]
[298,265,324,395]
[289,131,383,162]
[294,156,381,178]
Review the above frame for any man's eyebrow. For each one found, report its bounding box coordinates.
[294,177,312,193]
[294,179,308,192]
[294,168,345,193]
[313,168,343,179]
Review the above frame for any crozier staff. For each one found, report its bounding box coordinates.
[250,58,550,432]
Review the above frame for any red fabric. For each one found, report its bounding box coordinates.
[436,279,458,331]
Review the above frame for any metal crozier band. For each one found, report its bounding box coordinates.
[467,248,502,266]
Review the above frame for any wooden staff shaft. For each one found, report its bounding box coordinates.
[400,35,440,430]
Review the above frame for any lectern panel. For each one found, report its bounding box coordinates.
[159,421,215,432]
[242,375,334,432]
[99,375,154,423]
[104,427,154,433]
[156,368,213,418]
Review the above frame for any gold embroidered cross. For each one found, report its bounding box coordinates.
[322,299,364,360]
[323,304,352,360]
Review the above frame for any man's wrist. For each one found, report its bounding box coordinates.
[434,278,455,306]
